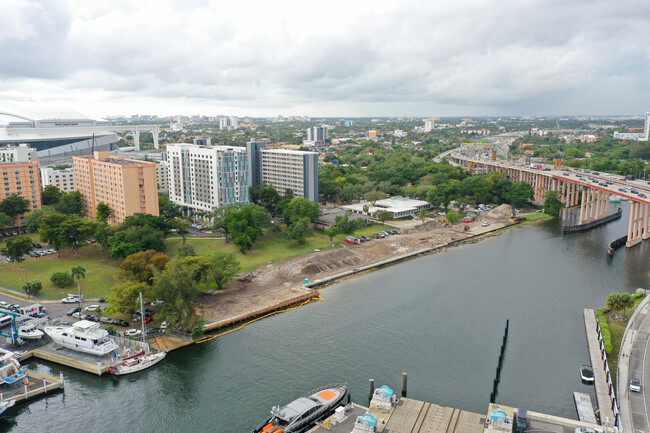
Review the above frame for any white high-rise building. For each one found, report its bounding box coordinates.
[423,118,435,133]
[219,116,239,131]
[40,166,75,192]
[0,143,37,163]
[304,126,327,146]
[167,143,249,213]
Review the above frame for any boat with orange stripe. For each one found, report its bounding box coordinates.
[252,384,347,433]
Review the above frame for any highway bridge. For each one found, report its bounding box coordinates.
[450,153,650,248]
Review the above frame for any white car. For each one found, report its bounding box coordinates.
[84,305,100,312]
[481,222,490,227]
[124,329,142,337]
[630,378,642,392]
[72,312,86,319]
[61,297,79,304]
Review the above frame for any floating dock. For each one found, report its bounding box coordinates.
[308,398,485,433]
[1,370,63,403]
[573,392,598,424]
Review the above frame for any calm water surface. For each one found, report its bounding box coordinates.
[3,203,649,432]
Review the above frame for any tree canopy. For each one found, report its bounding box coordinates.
[118,250,171,285]
[0,194,30,219]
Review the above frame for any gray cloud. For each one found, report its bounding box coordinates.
[0,0,649,116]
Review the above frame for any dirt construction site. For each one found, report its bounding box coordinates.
[196,205,516,325]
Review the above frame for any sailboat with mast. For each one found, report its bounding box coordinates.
[109,292,166,375]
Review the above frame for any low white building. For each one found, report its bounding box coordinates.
[40,166,75,192]
[0,143,37,162]
[343,197,431,219]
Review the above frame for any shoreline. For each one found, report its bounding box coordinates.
[194,216,548,342]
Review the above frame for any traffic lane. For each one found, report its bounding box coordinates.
[629,329,649,431]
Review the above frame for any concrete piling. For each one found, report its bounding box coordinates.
[368,379,375,404]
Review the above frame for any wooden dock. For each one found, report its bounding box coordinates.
[382,398,485,433]
[1,370,63,403]
[203,290,320,332]
[573,392,598,424]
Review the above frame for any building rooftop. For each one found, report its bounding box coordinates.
[263,148,318,156]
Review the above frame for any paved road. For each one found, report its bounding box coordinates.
[624,298,650,433]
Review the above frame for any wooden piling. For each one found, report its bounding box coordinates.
[401,372,408,397]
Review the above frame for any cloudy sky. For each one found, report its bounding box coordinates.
[1,0,649,118]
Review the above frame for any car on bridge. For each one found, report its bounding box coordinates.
[630,378,641,392]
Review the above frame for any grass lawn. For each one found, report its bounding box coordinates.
[604,295,644,389]
[0,244,121,300]
[520,212,553,225]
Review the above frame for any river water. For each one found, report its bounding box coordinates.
[4,202,649,432]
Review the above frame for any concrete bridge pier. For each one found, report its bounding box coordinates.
[627,201,650,247]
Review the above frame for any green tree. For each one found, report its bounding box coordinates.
[50,271,74,288]
[285,217,312,244]
[208,252,241,290]
[505,181,534,207]
[325,226,339,245]
[39,213,69,255]
[151,259,203,329]
[59,215,96,255]
[158,194,182,220]
[107,226,166,260]
[24,206,57,233]
[0,193,30,222]
[191,316,206,339]
[96,202,113,223]
[1,237,33,281]
[22,280,42,299]
[373,210,392,225]
[118,250,171,285]
[620,293,634,319]
[41,185,63,206]
[170,218,190,245]
[258,184,280,213]
[417,209,429,222]
[178,245,196,257]
[54,191,84,216]
[233,233,253,254]
[284,197,320,225]
[543,191,564,217]
[335,212,364,235]
[606,293,622,315]
[106,281,149,317]
[364,190,388,205]
[71,266,86,307]
[446,209,461,224]
[0,212,11,228]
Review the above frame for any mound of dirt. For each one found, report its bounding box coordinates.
[301,264,321,275]
[418,220,443,231]
[486,204,513,219]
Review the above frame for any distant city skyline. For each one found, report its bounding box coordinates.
[1,0,649,118]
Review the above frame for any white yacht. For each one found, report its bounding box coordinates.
[44,320,118,356]
[110,350,166,375]
[18,322,44,340]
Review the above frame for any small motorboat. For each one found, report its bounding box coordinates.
[252,384,347,433]
[18,322,44,340]
[580,364,594,384]
[0,400,15,417]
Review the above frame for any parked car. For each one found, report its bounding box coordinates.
[144,328,160,337]
[84,305,100,312]
[481,221,490,227]
[124,329,142,337]
[639,193,647,198]
[143,316,153,324]
[113,319,129,327]
[66,307,80,316]
[98,297,106,303]
[86,315,100,322]
[61,297,78,304]
[161,321,169,330]
[574,428,598,433]
[0,302,9,309]
[136,308,155,316]
[72,312,86,320]
[100,317,113,324]
[360,235,370,242]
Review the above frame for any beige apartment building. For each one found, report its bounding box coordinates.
[0,161,42,227]
[73,151,159,225]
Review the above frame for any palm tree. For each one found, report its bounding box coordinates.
[71,266,86,312]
